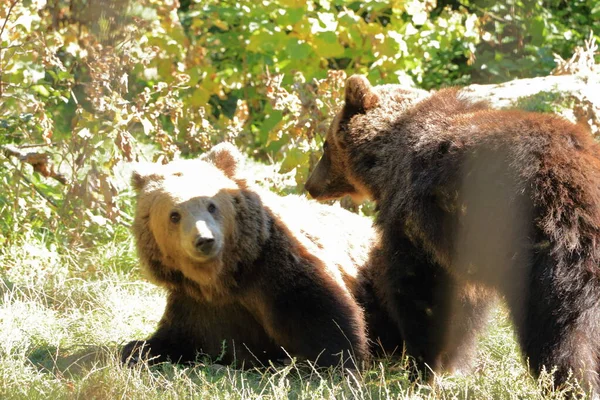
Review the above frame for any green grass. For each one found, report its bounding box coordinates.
[513,91,576,115]
[0,228,591,399]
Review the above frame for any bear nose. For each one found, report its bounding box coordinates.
[194,236,215,254]
[305,182,321,198]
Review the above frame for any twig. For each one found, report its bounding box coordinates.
[0,0,20,96]
[0,1,19,44]
[12,143,55,149]
[1,34,44,69]
[2,144,68,184]
[465,2,509,24]
[2,43,25,50]
[2,155,59,208]
[15,166,58,208]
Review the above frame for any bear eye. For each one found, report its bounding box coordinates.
[207,203,217,214]
[169,211,181,224]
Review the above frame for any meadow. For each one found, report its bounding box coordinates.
[0,192,590,400]
[1,1,598,398]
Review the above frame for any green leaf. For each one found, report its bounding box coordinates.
[14,14,36,31]
[31,85,50,97]
[530,17,546,46]
[279,147,308,174]
[276,7,305,26]
[260,110,283,145]
[285,38,313,60]
[311,32,345,58]
[140,118,154,135]
[247,29,287,54]
[190,87,210,107]
[591,2,600,17]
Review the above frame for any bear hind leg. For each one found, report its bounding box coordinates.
[512,257,600,396]
[521,309,600,395]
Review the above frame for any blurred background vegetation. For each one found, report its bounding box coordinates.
[1,0,599,245]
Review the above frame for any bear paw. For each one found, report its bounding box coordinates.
[121,340,154,367]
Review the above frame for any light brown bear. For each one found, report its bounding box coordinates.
[306,74,600,393]
[121,143,402,368]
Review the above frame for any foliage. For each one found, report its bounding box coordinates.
[513,90,575,114]
[0,1,598,396]
[0,234,593,399]
[462,0,600,83]
[1,0,598,245]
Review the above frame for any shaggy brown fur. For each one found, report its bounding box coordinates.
[305,75,600,393]
[122,143,401,368]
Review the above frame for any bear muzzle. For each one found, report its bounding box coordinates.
[194,235,216,255]
[183,219,222,261]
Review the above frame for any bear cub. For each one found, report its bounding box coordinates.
[306,74,600,393]
[122,143,401,369]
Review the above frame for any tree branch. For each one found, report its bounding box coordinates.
[0,1,19,44]
[1,153,59,208]
[2,144,68,184]
[0,0,21,96]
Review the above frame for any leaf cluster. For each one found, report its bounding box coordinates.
[0,0,597,244]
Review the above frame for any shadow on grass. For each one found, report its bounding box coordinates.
[27,343,259,382]
[25,344,423,399]
[28,345,117,377]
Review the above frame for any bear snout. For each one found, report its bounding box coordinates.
[305,175,330,199]
[194,235,216,255]
[304,180,321,198]
[305,170,324,198]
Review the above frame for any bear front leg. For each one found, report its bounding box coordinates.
[121,292,201,366]
[379,235,471,378]
[437,283,494,373]
[121,338,170,366]
[121,326,199,366]
[246,263,368,369]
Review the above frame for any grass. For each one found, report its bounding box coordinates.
[513,91,576,115]
[0,225,592,400]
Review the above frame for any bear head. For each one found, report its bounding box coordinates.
[131,143,269,296]
[304,75,429,201]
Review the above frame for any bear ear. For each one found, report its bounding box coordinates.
[345,75,379,113]
[201,142,243,178]
[131,163,164,192]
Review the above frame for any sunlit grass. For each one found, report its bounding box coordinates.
[0,230,591,399]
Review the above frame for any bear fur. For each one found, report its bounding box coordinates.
[305,75,600,393]
[122,143,402,369]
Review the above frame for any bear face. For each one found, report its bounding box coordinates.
[304,114,363,201]
[305,75,429,201]
[131,157,268,299]
[136,169,234,286]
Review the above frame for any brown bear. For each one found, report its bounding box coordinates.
[121,143,402,369]
[305,75,600,393]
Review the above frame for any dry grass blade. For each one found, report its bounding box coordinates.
[552,31,598,76]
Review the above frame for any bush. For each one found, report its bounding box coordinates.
[0,0,597,244]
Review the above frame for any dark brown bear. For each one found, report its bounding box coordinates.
[305,75,600,393]
[122,143,401,369]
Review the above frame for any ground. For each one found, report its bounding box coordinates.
[0,222,589,399]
